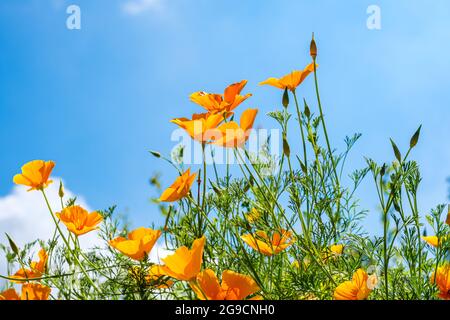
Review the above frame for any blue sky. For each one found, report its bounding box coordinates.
[1,0,450,234]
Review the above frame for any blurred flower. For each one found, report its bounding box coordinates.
[334,269,372,300]
[259,63,315,92]
[158,236,206,281]
[190,80,252,113]
[159,168,197,202]
[13,160,55,191]
[330,244,344,255]
[191,269,260,300]
[241,229,294,256]
[146,265,174,289]
[422,235,448,248]
[431,264,450,300]
[0,288,20,300]
[171,112,225,143]
[109,227,162,261]
[12,248,48,282]
[21,283,51,300]
[245,208,260,224]
[56,205,103,236]
[210,109,258,148]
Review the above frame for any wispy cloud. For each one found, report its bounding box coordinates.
[122,0,163,15]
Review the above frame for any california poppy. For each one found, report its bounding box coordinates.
[333,269,372,300]
[159,168,197,202]
[109,227,162,261]
[422,235,448,248]
[146,265,174,289]
[171,112,225,143]
[13,160,55,191]
[210,109,258,148]
[241,229,294,256]
[56,205,103,236]
[12,248,48,282]
[21,283,51,300]
[158,236,206,281]
[431,264,450,300]
[190,80,252,114]
[259,63,316,92]
[0,288,20,300]
[191,269,260,300]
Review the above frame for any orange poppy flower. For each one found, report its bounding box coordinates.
[109,227,162,261]
[422,235,448,248]
[334,269,372,300]
[56,205,103,236]
[13,160,55,191]
[241,229,294,256]
[0,288,20,300]
[171,112,225,143]
[431,264,450,300]
[12,248,48,282]
[259,63,316,92]
[191,269,260,300]
[190,80,252,113]
[146,265,174,289]
[159,168,197,202]
[210,109,258,148]
[159,236,206,281]
[21,283,51,300]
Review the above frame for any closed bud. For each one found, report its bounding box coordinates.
[283,136,291,157]
[282,88,289,108]
[59,180,65,198]
[446,204,450,226]
[303,98,311,118]
[410,125,422,149]
[149,150,161,158]
[5,233,19,256]
[310,33,317,59]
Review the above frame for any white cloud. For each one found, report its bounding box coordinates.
[122,0,163,15]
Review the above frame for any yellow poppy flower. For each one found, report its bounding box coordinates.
[259,63,316,92]
[12,248,48,282]
[0,288,20,300]
[158,236,206,281]
[20,283,51,300]
[431,264,450,300]
[334,269,372,300]
[109,227,162,261]
[56,205,103,236]
[245,208,260,224]
[190,80,252,113]
[159,168,197,202]
[191,269,260,300]
[13,160,55,191]
[210,108,258,148]
[241,229,294,256]
[422,235,448,248]
[171,112,225,143]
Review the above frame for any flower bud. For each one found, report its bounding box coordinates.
[282,88,289,108]
[59,180,65,198]
[283,136,291,157]
[310,33,317,59]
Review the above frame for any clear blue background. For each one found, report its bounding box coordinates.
[1,0,450,232]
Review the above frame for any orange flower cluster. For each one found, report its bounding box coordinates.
[171,80,257,148]
[3,248,51,300]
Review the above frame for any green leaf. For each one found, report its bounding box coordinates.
[409,125,422,148]
[390,139,402,162]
